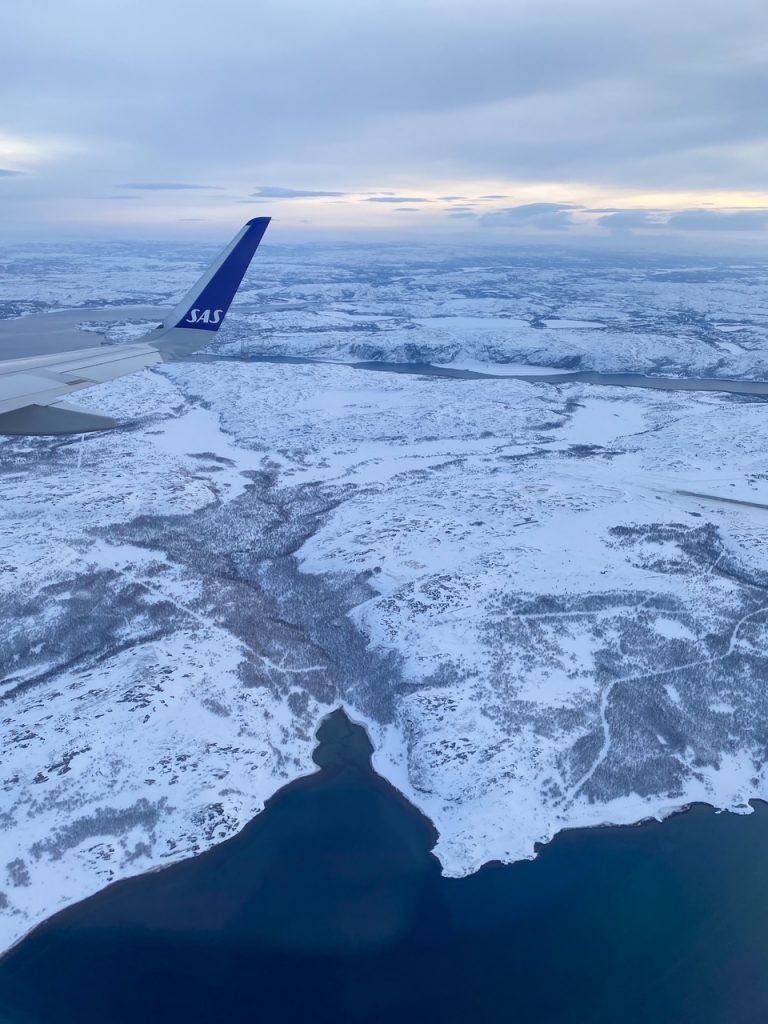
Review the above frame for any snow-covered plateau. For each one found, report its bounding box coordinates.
[2,240,768,953]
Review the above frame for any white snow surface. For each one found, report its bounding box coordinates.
[2,241,768,952]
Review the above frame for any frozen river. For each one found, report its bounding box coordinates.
[4,306,768,397]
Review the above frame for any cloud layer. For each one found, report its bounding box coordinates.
[118,183,221,191]
[1,0,767,241]
[251,186,348,198]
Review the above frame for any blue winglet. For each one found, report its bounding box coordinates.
[171,217,271,331]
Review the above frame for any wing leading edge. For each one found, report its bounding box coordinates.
[0,217,270,435]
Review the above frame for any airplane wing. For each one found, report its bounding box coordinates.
[0,216,271,435]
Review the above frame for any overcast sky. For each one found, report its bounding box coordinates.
[2,0,767,244]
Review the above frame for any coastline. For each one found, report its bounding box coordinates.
[2,701,764,960]
[4,708,768,1024]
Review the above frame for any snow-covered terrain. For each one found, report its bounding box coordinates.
[3,241,768,378]
[2,240,768,952]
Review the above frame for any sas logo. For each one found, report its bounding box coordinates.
[185,308,223,325]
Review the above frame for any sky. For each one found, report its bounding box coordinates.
[1,0,767,246]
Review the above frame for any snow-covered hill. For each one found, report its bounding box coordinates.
[2,242,768,952]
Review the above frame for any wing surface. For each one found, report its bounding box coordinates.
[0,217,270,435]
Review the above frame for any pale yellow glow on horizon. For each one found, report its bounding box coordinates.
[9,174,768,239]
[340,178,768,213]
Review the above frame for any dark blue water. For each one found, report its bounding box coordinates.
[2,710,768,1024]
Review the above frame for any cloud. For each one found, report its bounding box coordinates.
[3,0,768,242]
[0,169,23,177]
[503,202,578,218]
[481,202,579,230]
[597,209,659,229]
[594,206,768,233]
[395,207,421,212]
[365,196,430,203]
[666,208,768,230]
[251,186,348,198]
[118,182,219,190]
